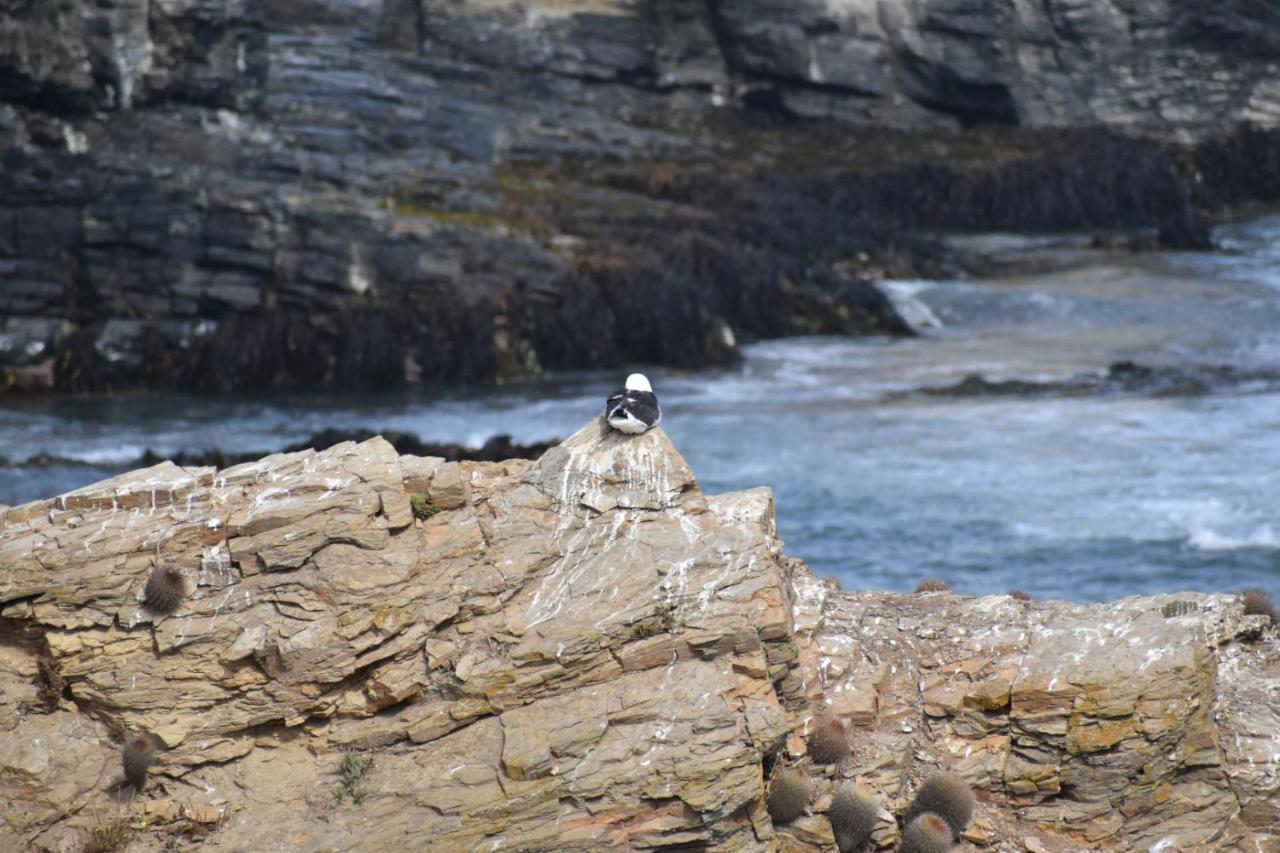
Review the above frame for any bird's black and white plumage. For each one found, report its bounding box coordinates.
[605,373,661,434]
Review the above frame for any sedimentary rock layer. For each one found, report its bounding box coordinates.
[4,1,1280,393]
[0,422,1275,850]
[415,0,1280,129]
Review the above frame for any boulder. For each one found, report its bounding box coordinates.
[0,420,1275,850]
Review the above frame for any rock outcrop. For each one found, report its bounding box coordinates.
[1,422,1276,850]
[0,0,264,111]
[414,0,1280,129]
[4,0,1280,394]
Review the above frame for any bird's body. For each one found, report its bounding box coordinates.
[606,373,661,434]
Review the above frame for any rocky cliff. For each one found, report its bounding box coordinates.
[4,0,1280,394]
[0,423,1276,851]
[413,0,1280,129]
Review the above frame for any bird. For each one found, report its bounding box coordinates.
[605,373,661,434]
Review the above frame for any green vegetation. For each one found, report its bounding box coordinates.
[390,198,514,230]
[333,751,374,804]
[632,602,676,639]
[410,495,438,520]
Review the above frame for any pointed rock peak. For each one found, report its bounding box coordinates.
[525,417,698,512]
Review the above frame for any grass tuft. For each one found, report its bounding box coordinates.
[82,818,131,853]
[334,751,374,804]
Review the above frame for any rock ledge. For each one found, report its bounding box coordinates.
[0,423,1275,851]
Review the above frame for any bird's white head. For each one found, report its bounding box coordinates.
[624,373,653,393]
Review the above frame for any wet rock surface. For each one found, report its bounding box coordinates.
[909,360,1280,401]
[3,1,1280,394]
[1,422,1276,850]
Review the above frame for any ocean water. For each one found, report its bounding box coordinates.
[3,217,1279,603]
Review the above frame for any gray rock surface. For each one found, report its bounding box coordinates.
[0,0,264,110]
[415,0,1280,128]
[0,0,1277,393]
[0,421,1276,850]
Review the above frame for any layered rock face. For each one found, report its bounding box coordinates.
[4,0,1280,393]
[416,0,1280,128]
[1,423,1276,850]
[0,0,264,110]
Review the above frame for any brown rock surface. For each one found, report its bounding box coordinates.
[0,421,1276,851]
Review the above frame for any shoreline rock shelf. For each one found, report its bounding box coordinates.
[0,422,1276,850]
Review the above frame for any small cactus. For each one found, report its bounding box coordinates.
[122,732,156,793]
[143,562,186,614]
[898,812,954,853]
[829,783,878,853]
[1008,589,1033,602]
[902,772,974,838]
[809,716,851,765]
[766,768,811,824]
[36,654,65,709]
[914,579,951,593]
[1241,588,1278,623]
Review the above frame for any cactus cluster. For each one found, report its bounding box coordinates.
[143,562,187,614]
[901,771,975,838]
[899,812,954,853]
[122,732,156,793]
[766,767,811,824]
[809,716,851,765]
[829,783,878,852]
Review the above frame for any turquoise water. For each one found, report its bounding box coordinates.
[3,217,1279,603]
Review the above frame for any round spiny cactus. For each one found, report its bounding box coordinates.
[122,733,156,793]
[1008,589,1033,602]
[143,563,186,614]
[766,768,811,825]
[902,771,974,838]
[1241,588,1278,623]
[898,812,954,853]
[914,579,951,594]
[809,716,851,765]
[829,783,878,852]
